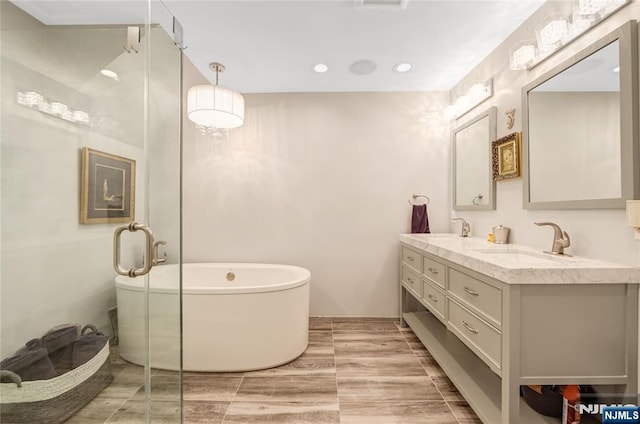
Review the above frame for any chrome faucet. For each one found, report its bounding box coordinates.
[152,240,167,265]
[534,222,570,255]
[452,218,470,237]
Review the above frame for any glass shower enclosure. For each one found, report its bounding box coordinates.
[1,0,183,422]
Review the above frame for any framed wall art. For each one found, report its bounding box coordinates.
[80,147,136,224]
[492,132,521,181]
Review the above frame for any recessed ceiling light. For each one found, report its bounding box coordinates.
[314,63,329,73]
[612,66,621,73]
[100,69,119,81]
[394,63,412,73]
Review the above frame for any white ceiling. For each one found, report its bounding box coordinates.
[11,0,545,93]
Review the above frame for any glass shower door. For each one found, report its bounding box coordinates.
[0,1,182,422]
[145,2,184,422]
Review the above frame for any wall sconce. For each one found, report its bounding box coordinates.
[16,91,90,124]
[445,79,493,119]
[509,0,630,70]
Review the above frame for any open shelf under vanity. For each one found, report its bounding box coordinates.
[399,237,639,424]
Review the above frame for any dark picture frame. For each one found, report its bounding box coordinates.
[492,132,521,181]
[80,147,135,224]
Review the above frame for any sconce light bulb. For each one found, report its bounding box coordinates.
[468,83,488,100]
[578,0,607,15]
[539,19,569,47]
[569,17,594,40]
[510,44,536,70]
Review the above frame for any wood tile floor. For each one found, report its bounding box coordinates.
[66,318,482,423]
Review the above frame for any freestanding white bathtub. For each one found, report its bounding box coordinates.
[115,263,311,372]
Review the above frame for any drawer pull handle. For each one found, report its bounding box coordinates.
[462,320,479,334]
[428,267,439,274]
[463,286,479,296]
[427,294,439,302]
[407,256,415,261]
[407,278,415,284]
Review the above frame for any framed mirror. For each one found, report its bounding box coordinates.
[453,106,497,210]
[522,20,639,209]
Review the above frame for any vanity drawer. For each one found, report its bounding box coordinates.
[402,247,422,273]
[448,298,502,371]
[422,255,446,289]
[448,268,502,327]
[401,266,423,298]
[422,281,445,322]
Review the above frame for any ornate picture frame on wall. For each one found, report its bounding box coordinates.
[492,132,521,181]
[80,147,136,224]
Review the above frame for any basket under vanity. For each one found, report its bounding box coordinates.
[400,233,640,424]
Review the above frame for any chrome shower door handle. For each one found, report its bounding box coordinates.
[113,221,156,277]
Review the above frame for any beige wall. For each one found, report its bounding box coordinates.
[450,1,640,266]
[0,3,146,356]
[182,55,450,316]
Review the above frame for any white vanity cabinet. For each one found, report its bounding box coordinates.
[399,235,640,424]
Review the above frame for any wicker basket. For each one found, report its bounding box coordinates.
[0,341,113,423]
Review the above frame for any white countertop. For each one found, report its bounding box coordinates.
[400,233,640,284]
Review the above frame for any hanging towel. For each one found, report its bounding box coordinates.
[411,204,431,233]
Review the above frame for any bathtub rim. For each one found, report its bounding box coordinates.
[115,262,311,295]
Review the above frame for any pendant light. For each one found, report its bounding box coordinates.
[187,62,244,134]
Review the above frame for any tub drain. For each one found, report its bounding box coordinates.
[226,271,235,282]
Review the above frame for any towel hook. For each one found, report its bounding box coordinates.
[408,193,430,205]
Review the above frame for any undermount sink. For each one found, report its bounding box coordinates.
[473,248,540,255]
[470,248,564,265]
[409,233,460,238]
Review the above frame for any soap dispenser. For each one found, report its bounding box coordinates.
[492,225,510,244]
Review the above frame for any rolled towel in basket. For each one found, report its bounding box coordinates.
[42,324,79,353]
[0,343,57,382]
[72,324,109,369]
[15,337,43,355]
[42,323,79,375]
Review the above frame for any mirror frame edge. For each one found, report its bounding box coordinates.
[522,19,639,210]
[452,105,497,211]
